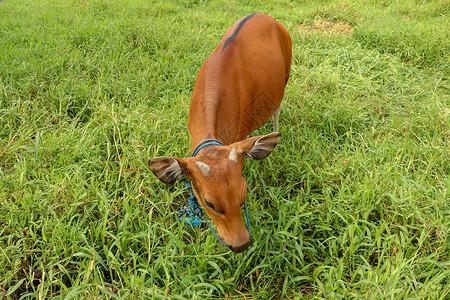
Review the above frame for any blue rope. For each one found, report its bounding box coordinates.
[323,8,345,31]
[192,139,223,156]
[178,138,251,249]
[178,189,201,227]
[323,14,337,31]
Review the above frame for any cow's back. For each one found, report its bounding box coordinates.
[189,13,292,146]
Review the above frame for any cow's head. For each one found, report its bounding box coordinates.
[148,132,280,253]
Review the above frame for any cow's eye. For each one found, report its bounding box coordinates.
[205,199,216,210]
[204,199,224,215]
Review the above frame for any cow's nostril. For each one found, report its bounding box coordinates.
[230,240,251,253]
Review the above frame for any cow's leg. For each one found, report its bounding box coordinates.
[273,106,281,132]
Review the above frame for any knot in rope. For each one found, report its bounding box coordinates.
[178,192,202,226]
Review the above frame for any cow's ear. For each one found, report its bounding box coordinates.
[236,132,281,160]
[148,156,188,185]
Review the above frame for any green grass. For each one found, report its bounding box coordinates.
[1,0,449,298]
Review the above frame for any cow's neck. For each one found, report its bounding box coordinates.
[190,90,223,150]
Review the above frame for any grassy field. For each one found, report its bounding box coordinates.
[1,0,449,298]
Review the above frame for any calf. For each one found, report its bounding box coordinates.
[149,13,292,252]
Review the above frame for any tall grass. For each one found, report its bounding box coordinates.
[1,0,449,298]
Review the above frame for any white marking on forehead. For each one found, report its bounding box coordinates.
[228,148,238,162]
[196,161,210,176]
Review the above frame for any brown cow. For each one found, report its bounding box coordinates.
[149,13,292,252]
